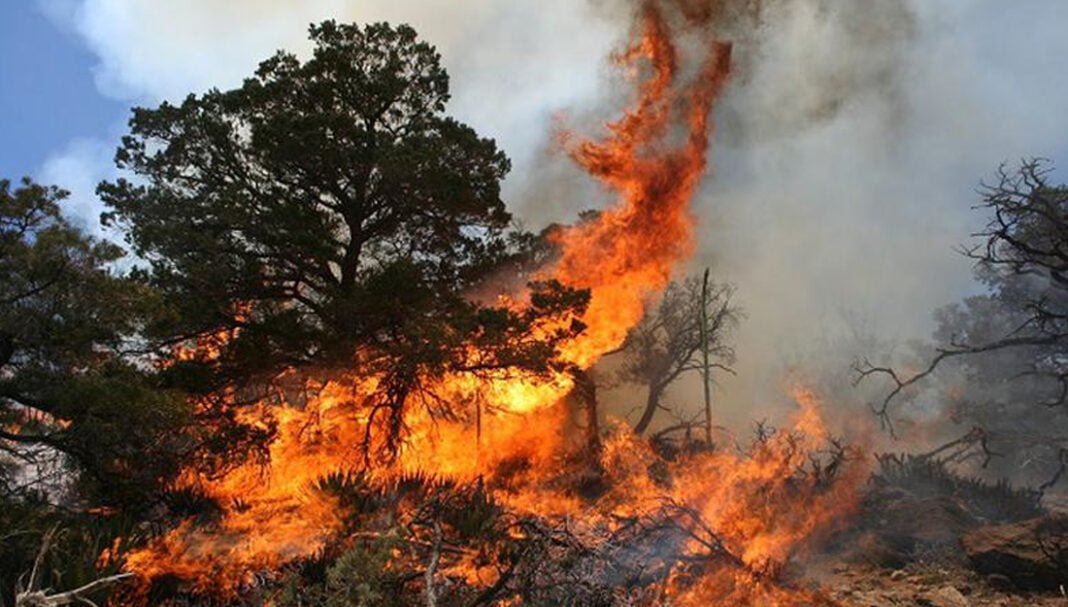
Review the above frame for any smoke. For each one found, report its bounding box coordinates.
[588,0,1068,433]
[36,0,618,222]
[37,0,1068,434]
[715,1,1068,428]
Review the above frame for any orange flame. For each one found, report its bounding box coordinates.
[119,3,864,605]
[551,5,731,368]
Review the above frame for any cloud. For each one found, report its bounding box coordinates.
[35,0,619,229]
[40,1,617,189]
[36,137,118,238]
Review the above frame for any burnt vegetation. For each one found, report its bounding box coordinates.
[3,9,1068,607]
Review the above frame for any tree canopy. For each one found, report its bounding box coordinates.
[2,22,591,601]
[105,26,567,346]
[98,21,587,454]
[0,178,190,508]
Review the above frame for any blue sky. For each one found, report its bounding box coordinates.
[0,2,125,180]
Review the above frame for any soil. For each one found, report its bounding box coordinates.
[817,562,1068,607]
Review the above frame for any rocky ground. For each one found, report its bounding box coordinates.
[820,563,1067,607]
[798,453,1068,606]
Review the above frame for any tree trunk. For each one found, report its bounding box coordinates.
[424,521,442,607]
[633,383,664,436]
[572,370,601,458]
[700,267,713,445]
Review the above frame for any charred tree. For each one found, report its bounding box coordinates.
[699,268,715,444]
[859,162,1068,415]
[572,369,602,459]
[856,160,1068,484]
[619,272,738,436]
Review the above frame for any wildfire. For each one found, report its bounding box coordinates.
[552,7,730,369]
[119,2,864,605]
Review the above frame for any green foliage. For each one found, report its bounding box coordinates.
[0,178,192,509]
[323,535,405,607]
[316,469,383,522]
[275,534,409,607]
[99,20,526,376]
[297,471,508,607]
[98,21,589,455]
[316,469,502,538]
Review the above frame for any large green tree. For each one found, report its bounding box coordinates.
[99,21,587,452]
[0,178,287,605]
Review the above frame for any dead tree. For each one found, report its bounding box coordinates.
[619,272,738,436]
[698,268,717,444]
[856,160,1068,436]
